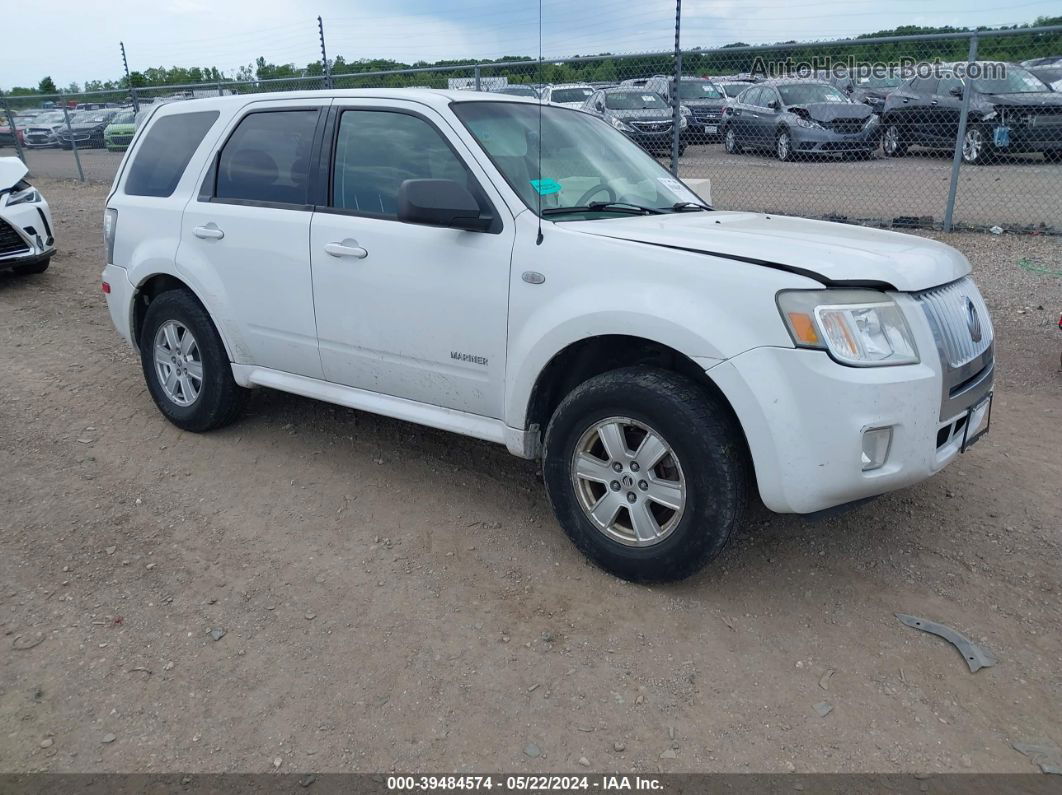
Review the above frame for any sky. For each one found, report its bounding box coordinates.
[1,0,1057,90]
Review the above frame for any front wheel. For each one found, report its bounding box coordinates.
[723,126,741,154]
[882,123,908,157]
[543,367,750,583]
[776,129,794,161]
[962,127,994,165]
[140,290,247,432]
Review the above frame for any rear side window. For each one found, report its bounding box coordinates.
[216,110,319,206]
[125,111,219,197]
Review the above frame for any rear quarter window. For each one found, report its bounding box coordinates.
[124,110,219,198]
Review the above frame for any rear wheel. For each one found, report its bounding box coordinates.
[1042,149,1062,163]
[882,123,908,157]
[543,367,750,583]
[140,290,247,432]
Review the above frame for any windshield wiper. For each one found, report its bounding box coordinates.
[541,201,665,217]
[671,201,713,212]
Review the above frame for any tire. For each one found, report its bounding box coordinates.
[139,289,247,432]
[775,128,794,161]
[12,256,50,275]
[543,366,750,583]
[723,126,741,154]
[1042,150,1062,163]
[961,126,994,165]
[882,123,908,157]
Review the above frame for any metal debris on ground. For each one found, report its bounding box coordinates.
[895,613,997,673]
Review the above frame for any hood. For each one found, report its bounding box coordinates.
[61,122,108,132]
[682,99,728,111]
[981,91,1062,108]
[790,102,874,123]
[562,211,970,292]
[611,108,674,121]
[0,156,29,189]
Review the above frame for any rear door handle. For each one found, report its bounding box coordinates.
[193,224,224,240]
[324,240,368,259]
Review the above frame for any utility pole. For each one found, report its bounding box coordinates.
[120,41,139,112]
[669,0,682,175]
[318,16,333,89]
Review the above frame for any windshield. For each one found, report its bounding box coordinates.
[856,74,904,88]
[971,66,1048,94]
[677,81,724,100]
[551,87,594,103]
[720,83,751,97]
[604,91,668,110]
[495,86,538,97]
[111,110,135,125]
[777,83,849,105]
[453,102,703,219]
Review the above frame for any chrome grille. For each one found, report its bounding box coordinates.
[913,277,993,368]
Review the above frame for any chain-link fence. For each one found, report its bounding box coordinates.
[2,25,1060,233]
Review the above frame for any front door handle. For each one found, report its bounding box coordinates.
[324,240,368,259]
[193,224,224,240]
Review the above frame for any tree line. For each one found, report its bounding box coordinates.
[4,15,1059,107]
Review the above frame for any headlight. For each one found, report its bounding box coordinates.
[982,111,997,122]
[6,185,40,206]
[680,116,688,128]
[610,117,634,132]
[777,289,919,367]
[794,117,823,130]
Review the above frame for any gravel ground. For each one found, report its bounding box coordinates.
[1,178,1060,775]
[6,141,1060,233]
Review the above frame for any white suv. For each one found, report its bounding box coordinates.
[102,90,994,582]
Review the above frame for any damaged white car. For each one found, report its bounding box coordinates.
[0,157,56,275]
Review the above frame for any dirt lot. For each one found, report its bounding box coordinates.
[1,178,1061,775]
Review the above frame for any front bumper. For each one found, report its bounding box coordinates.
[623,128,676,151]
[0,199,56,271]
[708,284,993,514]
[791,120,880,153]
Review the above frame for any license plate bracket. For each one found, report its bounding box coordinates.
[705,125,718,134]
[961,394,992,452]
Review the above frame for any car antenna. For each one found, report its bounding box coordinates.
[536,0,544,246]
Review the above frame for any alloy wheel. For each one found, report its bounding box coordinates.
[153,320,203,406]
[883,125,900,155]
[570,416,686,547]
[777,131,791,160]
[963,128,984,163]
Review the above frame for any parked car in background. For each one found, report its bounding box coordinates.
[0,120,25,148]
[623,76,728,143]
[21,111,68,149]
[56,109,120,149]
[1021,56,1062,69]
[540,84,595,108]
[491,85,540,98]
[724,79,880,160]
[104,109,137,152]
[1026,65,1062,92]
[582,87,687,155]
[0,157,55,275]
[881,63,1062,164]
[819,68,907,110]
[715,80,756,103]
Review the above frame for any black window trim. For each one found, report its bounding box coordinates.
[203,106,328,212]
[316,104,503,235]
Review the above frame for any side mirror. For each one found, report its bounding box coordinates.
[949,86,964,97]
[397,179,491,232]
[768,99,781,110]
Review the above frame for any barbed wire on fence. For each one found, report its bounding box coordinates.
[2,25,1060,234]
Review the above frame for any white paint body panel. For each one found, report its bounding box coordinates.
[101,89,992,516]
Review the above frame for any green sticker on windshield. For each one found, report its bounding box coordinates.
[530,178,562,195]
